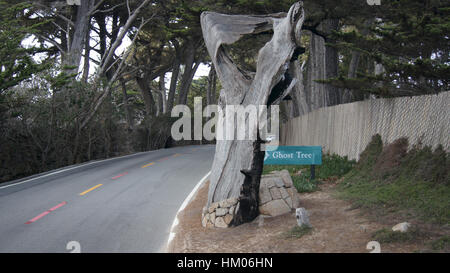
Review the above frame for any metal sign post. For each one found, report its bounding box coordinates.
[310,165,316,180]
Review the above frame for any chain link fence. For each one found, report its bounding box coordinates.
[281,91,450,160]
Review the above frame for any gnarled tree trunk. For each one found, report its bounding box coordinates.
[201,2,305,225]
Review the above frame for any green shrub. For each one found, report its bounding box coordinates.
[316,154,355,180]
[338,135,450,224]
[293,174,318,193]
[357,134,383,172]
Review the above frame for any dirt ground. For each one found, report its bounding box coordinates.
[166,181,426,253]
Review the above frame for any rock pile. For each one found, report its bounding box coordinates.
[202,197,238,228]
[202,170,300,228]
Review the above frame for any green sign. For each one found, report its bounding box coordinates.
[264,146,322,165]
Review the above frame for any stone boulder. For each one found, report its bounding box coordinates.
[260,199,291,217]
[258,170,300,217]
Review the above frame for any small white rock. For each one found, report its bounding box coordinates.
[392,222,411,233]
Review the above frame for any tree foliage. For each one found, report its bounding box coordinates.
[0,0,448,183]
[0,1,50,93]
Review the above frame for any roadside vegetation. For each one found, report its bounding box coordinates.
[335,134,449,252]
[337,134,449,225]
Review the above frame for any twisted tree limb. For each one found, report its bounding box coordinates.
[201,1,306,225]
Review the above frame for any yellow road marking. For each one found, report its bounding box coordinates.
[79,184,103,196]
[173,154,182,157]
[141,162,155,168]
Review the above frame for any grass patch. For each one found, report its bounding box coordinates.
[371,228,426,244]
[283,225,313,239]
[337,134,450,225]
[338,175,450,224]
[429,236,450,251]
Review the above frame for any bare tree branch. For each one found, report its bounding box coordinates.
[99,0,151,76]
[31,2,75,27]
[80,17,148,130]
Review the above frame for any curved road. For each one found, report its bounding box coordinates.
[0,145,215,253]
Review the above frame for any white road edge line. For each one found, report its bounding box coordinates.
[0,150,158,190]
[166,170,211,251]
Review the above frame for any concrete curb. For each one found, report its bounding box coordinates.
[165,170,211,252]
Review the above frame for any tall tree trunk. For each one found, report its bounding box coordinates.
[201,2,305,225]
[178,63,200,106]
[206,64,217,105]
[121,79,133,129]
[342,19,374,103]
[305,31,327,110]
[305,19,340,110]
[81,18,91,83]
[341,50,361,103]
[136,76,156,117]
[63,0,95,77]
[177,62,200,105]
[177,41,200,105]
[324,19,340,106]
[166,58,180,113]
[158,73,166,115]
[121,80,133,154]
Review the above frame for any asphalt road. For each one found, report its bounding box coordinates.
[0,145,215,253]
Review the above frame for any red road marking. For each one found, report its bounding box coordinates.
[25,201,67,224]
[158,157,170,162]
[112,172,128,180]
[48,202,67,211]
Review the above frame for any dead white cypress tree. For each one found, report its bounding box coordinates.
[201,1,306,225]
